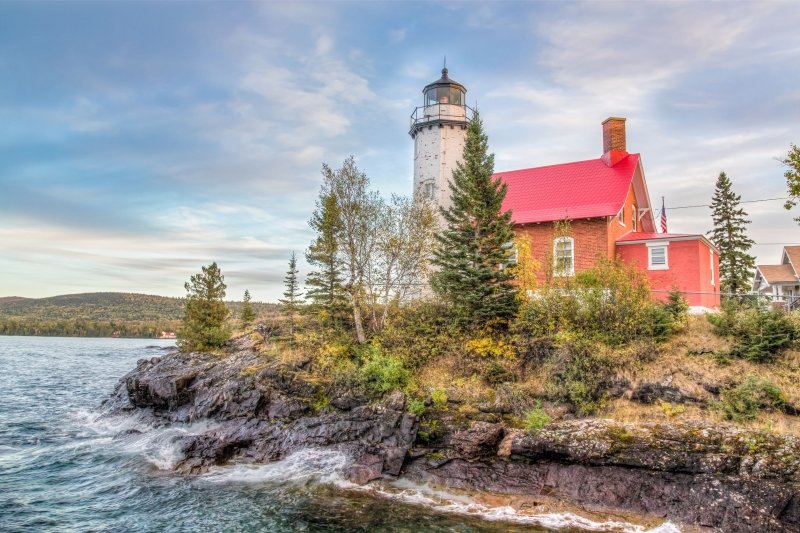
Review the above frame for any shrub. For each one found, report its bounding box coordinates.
[514,259,666,347]
[484,360,516,385]
[523,401,551,432]
[663,288,690,330]
[708,301,796,362]
[407,397,426,416]
[431,388,448,410]
[359,346,411,395]
[378,302,458,369]
[658,401,686,418]
[465,337,515,358]
[417,419,442,444]
[716,376,786,422]
[549,338,616,415]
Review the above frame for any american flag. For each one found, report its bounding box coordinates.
[660,197,668,233]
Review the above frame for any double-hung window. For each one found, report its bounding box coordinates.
[631,205,638,231]
[710,251,715,286]
[554,237,575,276]
[648,243,669,270]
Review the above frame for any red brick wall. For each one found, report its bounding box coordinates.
[607,184,638,253]
[515,218,611,282]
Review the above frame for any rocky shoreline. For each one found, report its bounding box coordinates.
[102,339,800,532]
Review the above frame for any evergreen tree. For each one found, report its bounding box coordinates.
[177,262,230,352]
[708,172,756,296]
[278,252,302,336]
[305,193,350,328]
[782,143,800,223]
[240,289,255,329]
[431,112,519,327]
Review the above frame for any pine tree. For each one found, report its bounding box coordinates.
[240,289,255,329]
[708,172,756,296]
[177,262,230,352]
[782,143,800,223]
[305,194,350,329]
[431,112,519,327]
[278,252,302,336]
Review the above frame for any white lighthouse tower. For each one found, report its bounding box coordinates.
[409,67,472,215]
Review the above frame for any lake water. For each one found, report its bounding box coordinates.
[0,336,676,532]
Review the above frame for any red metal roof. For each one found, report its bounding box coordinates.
[495,154,640,224]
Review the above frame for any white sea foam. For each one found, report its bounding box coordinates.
[202,448,351,486]
[72,408,224,470]
[362,479,675,532]
[199,448,680,532]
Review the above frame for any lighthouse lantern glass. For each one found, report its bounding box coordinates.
[426,87,464,106]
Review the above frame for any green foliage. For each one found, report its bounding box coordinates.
[417,419,442,445]
[177,262,231,352]
[305,193,351,330]
[708,301,796,362]
[523,401,551,432]
[783,143,800,223]
[279,252,303,336]
[549,338,616,415]
[658,401,686,418]
[431,388,448,410]
[514,259,663,346]
[663,288,690,331]
[708,172,755,295]
[484,360,515,385]
[716,376,786,421]
[358,345,411,394]
[431,112,519,328]
[378,301,459,369]
[407,397,426,416]
[240,289,256,329]
[0,317,180,338]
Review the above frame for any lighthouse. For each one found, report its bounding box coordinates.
[409,67,472,215]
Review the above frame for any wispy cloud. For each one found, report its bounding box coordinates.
[0,1,798,299]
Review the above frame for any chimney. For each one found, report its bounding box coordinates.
[601,117,628,167]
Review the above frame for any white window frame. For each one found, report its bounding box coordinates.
[710,251,715,286]
[631,205,637,231]
[647,242,669,270]
[553,236,575,277]
[617,207,625,226]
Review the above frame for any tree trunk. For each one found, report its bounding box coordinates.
[353,303,366,344]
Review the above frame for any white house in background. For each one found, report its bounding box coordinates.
[752,245,800,309]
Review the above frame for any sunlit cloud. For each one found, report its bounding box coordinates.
[0,1,798,299]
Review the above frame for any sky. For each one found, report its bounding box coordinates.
[1,1,799,301]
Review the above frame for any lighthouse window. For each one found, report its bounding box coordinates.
[425,89,438,106]
[423,181,436,200]
[449,88,463,105]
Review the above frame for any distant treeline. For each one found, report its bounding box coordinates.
[0,318,182,338]
[0,292,278,338]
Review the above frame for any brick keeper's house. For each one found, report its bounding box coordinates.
[496,118,720,310]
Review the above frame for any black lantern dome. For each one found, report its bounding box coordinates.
[422,67,466,106]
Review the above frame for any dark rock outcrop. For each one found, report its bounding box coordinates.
[406,419,800,532]
[104,347,417,479]
[105,343,800,532]
[630,382,698,404]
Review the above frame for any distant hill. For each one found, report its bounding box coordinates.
[0,292,277,338]
[0,292,186,321]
